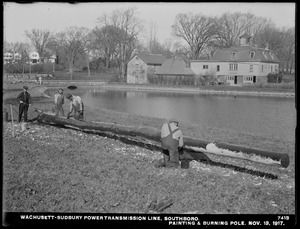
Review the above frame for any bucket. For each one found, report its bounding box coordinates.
[21,122,28,131]
[181,160,190,169]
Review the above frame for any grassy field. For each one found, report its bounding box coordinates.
[2,84,295,215]
[51,70,116,82]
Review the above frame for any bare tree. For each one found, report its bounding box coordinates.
[213,12,272,48]
[244,13,273,45]
[17,43,31,74]
[54,26,89,80]
[91,25,119,69]
[97,7,144,81]
[277,27,295,73]
[213,12,249,48]
[25,29,53,62]
[255,25,283,52]
[172,13,217,60]
[3,42,32,74]
[161,38,175,58]
[75,28,94,76]
[149,21,158,53]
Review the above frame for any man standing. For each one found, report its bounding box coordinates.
[66,94,84,120]
[156,118,184,168]
[17,86,31,122]
[54,88,65,117]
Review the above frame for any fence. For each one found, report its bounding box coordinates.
[4,73,54,84]
[148,74,196,86]
[4,62,55,74]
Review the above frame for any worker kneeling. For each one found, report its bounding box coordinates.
[156,119,184,168]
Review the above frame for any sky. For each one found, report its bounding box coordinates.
[3,2,296,45]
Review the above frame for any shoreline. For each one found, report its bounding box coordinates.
[41,81,295,97]
[97,84,295,97]
[4,80,295,97]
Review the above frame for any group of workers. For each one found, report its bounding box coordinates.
[17,86,84,122]
[17,85,184,169]
[53,88,84,120]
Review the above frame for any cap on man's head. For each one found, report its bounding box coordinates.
[66,94,72,99]
[23,86,28,90]
[58,88,64,91]
[169,118,179,124]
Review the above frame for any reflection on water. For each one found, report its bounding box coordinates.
[79,88,296,141]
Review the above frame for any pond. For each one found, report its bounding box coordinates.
[65,88,296,142]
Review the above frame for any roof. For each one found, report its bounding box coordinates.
[156,58,195,75]
[207,46,280,63]
[131,53,167,65]
[239,33,251,39]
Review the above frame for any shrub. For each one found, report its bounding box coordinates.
[109,73,120,82]
[267,72,283,83]
[243,82,294,90]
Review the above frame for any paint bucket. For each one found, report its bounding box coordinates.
[181,160,189,169]
[21,122,28,131]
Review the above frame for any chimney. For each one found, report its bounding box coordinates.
[265,43,269,50]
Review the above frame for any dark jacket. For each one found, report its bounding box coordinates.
[17,91,31,105]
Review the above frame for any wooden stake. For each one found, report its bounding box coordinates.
[10,104,15,137]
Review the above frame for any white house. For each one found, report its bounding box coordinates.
[3,52,22,64]
[3,52,14,64]
[29,51,40,64]
[190,33,280,86]
[48,54,56,63]
[4,50,56,65]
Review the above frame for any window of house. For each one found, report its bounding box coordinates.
[229,63,238,71]
[250,51,255,59]
[227,76,234,81]
[245,76,253,81]
[249,65,253,72]
[203,65,208,69]
[231,52,236,59]
[217,65,220,72]
[271,66,273,73]
[261,65,264,72]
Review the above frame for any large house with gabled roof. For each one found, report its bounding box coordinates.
[190,33,280,86]
[126,53,167,84]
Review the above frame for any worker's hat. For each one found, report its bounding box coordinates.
[58,88,64,91]
[169,118,179,124]
[66,94,72,99]
[23,86,28,90]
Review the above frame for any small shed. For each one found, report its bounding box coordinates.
[127,53,166,84]
[151,58,195,85]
